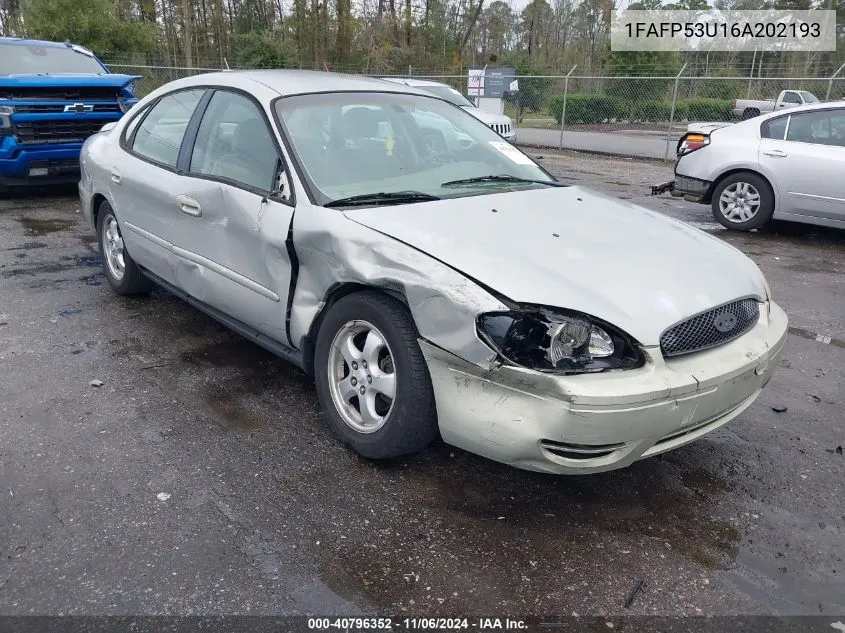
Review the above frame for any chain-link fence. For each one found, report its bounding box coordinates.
[105,61,845,160]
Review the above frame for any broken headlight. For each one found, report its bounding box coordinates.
[477,307,644,374]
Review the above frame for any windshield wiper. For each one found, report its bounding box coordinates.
[324,191,441,208]
[441,174,567,188]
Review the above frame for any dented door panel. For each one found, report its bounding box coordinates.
[169,181,294,344]
[287,202,508,368]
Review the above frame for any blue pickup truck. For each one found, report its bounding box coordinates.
[0,37,139,191]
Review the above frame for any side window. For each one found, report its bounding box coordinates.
[781,92,801,104]
[761,116,788,140]
[786,110,845,147]
[122,104,150,145]
[131,89,204,167]
[190,90,280,192]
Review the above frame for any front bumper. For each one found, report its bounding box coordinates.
[0,141,83,186]
[421,300,788,475]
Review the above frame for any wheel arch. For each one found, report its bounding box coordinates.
[91,192,110,230]
[300,282,409,377]
[705,167,776,209]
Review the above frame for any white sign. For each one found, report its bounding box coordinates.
[468,69,484,97]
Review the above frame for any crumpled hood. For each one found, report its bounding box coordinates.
[462,106,512,127]
[344,186,766,346]
[0,74,140,89]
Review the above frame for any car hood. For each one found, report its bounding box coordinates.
[0,74,140,89]
[461,106,512,126]
[344,186,766,346]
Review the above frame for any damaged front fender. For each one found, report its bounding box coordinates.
[288,203,509,370]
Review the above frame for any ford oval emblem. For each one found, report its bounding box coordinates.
[713,312,737,333]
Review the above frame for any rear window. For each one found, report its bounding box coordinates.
[0,43,106,75]
[761,116,788,140]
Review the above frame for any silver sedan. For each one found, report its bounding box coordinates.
[79,70,787,474]
[673,101,845,231]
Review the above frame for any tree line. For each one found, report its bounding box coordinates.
[0,0,843,76]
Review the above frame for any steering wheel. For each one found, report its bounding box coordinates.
[416,149,461,171]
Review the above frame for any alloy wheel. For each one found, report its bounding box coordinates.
[327,320,397,434]
[102,215,126,281]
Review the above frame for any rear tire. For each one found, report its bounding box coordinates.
[711,172,774,231]
[314,291,438,459]
[742,108,760,120]
[96,200,152,295]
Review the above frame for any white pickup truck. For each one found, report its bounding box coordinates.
[732,90,819,120]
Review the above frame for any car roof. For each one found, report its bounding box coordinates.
[758,99,845,120]
[0,36,82,49]
[379,77,454,89]
[162,69,431,98]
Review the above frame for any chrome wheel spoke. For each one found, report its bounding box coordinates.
[359,391,382,426]
[369,371,396,400]
[339,332,362,366]
[361,330,386,368]
[337,376,358,403]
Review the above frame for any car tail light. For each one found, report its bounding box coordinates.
[677,133,709,156]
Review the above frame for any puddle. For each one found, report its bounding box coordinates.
[61,255,101,267]
[2,256,102,281]
[79,273,105,286]
[785,262,843,275]
[315,452,741,612]
[7,241,48,251]
[180,338,280,371]
[0,262,78,278]
[18,217,75,236]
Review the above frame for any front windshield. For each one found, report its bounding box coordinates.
[275,92,553,206]
[0,44,105,75]
[418,84,476,108]
[799,91,819,103]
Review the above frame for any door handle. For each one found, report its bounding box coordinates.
[176,195,202,217]
[763,149,787,158]
[110,169,122,184]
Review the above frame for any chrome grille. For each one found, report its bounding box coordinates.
[489,123,511,135]
[660,298,760,357]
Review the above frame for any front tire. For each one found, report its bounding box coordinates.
[96,200,152,295]
[711,172,774,231]
[314,291,438,459]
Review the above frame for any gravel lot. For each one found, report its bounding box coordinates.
[0,150,843,618]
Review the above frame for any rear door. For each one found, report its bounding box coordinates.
[169,89,296,344]
[109,88,206,281]
[758,107,845,221]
